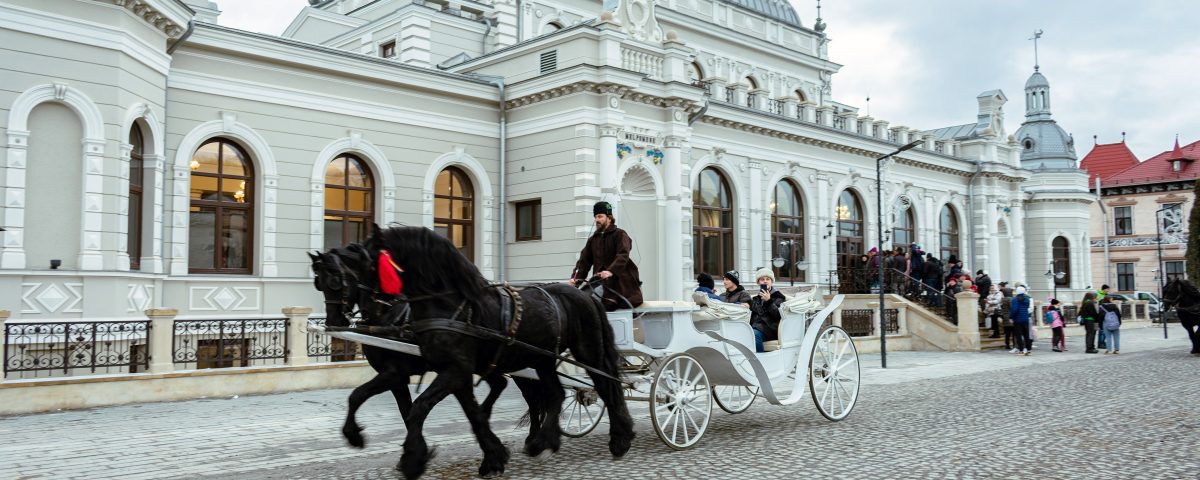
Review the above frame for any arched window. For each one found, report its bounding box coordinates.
[794,89,806,102]
[324,154,374,250]
[939,205,960,262]
[189,138,253,274]
[127,124,145,270]
[836,190,864,269]
[687,61,704,85]
[771,180,804,282]
[893,207,915,248]
[434,166,474,262]
[1052,236,1071,287]
[693,167,734,276]
[744,76,760,90]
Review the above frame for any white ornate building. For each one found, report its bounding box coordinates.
[0,0,1094,322]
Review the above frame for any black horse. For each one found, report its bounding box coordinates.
[308,246,529,451]
[349,226,634,479]
[1161,278,1200,355]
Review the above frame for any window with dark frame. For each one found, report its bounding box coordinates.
[1165,261,1186,281]
[381,41,396,58]
[1052,236,1071,286]
[128,124,145,270]
[939,204,959,264]
[836,190,865,269]
[434,166,475,262]
[771,180,805,282]
[1116,262,1135,291]
[515,199,541,241]
[188,138,254,274]
[323,154,374,250]
[1113,206,1132,235]
[693,167,734,276]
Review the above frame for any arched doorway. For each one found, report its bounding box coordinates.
[836,190,864,270]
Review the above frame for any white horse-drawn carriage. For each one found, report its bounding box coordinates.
[321,286,860,450]
[557,287,859,448]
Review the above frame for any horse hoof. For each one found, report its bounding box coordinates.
[343,427,365,449]
[534,449,554,462]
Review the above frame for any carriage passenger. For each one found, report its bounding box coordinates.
[694,273,722,300]
[749,268,787,353]
[719,270,753,306]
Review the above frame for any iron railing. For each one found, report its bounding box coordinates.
[746,93,757,108]
[825,268,957,324]
[769,99,784,115]
[841,309,874,337]
[307,317,362,362]
[172,318,288,370]
[724,87,735,102]
[3,321,150,379]
[884,308,900,334]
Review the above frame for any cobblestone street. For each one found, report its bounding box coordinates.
[3,327,1197,479]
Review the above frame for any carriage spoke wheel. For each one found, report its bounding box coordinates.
[559,387,605,438]
[808,325,861,421]
[650,354,711,450]
[712,385,758,414]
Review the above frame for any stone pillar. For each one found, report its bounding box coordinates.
[782,97,799,118]
[663,135,685,300]
[707,79,727,100]
[748,161,763,269]
[749,88,769,110]
[79,138,106,270]
[837,112,856,133]
[801,101,817,123]
[116,141,133,271]
[283,306,313,366]
[896,303,909,336]
[732,83,749,107]
[491,0,518,49]
[661,38,692,84]
[1,130,29,268]
[598,124,621,201]
[816,105,835,127]
[857,116,873,136]
[874,120,890,140]
[398,16,432,68]
[144,308,178,374]
[955,291,980,351]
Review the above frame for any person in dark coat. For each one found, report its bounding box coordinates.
[749,267,787,352]
[719,270,753,306]
[695,273,721,300]
[922,254,944,306]
[974,270,995,335]
[570,201,643,311]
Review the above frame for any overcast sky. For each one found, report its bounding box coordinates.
[216,0,1199,160]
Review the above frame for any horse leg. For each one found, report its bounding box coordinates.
[1184,316,1200,354]
[343,373,402,448]
[512,376,544,454]
[397,372,456,480]
[479,374,508,419]
[524,361,565,459]
[452,385,511,478]
[388,376,415,428]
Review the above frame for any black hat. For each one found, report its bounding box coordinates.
[976,269,984,276]
[697,273,715,290]
[723,270,740,286]
[593,201,613,216]
[999,281,1008,286]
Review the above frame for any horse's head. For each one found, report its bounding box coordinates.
[308,247,373,327]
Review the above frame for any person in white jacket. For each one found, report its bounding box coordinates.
[985,284,1003,338]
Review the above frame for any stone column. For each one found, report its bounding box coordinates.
[816,105,835,127]
[857,116,874,136]
[800,101,817,123]
[145,308,178,374]
[732,83,750,107]
[1,130,29,268]
[782,97,799,118]
[116,141,133,271]
[955,291,980,351]
[663,135,685,300]
[748,161,763,269]
[837,112,856,133]
[283,306,313,366]
[79,138,106,270]
[896,303,909,336]
[598,124,621,201]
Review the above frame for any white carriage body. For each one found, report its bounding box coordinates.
[609,292,845,407]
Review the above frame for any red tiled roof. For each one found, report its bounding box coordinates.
[1104,138,1200,186]
[1080,141,1139,184]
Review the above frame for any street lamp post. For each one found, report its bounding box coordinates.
[1044,261,1065,300]
[1155,206,1170,339]
[875,139,922,369]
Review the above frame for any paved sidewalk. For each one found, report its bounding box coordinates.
[0,326,1192,479]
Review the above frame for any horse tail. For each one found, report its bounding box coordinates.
[582,290,635,458]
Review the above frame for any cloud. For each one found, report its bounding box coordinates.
[214,0,310,35]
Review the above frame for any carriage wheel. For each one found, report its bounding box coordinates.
[650,354,711,450]
[711,385,758,414]
[559,387,605,438]
[808,325,861,421]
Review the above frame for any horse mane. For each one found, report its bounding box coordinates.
[371,226,489,304]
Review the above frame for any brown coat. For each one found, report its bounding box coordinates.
[572,224,643,310]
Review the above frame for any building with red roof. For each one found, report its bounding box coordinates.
[1079,140,1138,185]
[1090,138,1195,295]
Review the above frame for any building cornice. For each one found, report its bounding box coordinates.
[98,0,191,38]
[655,8,840,73]
[183,23,497,98]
